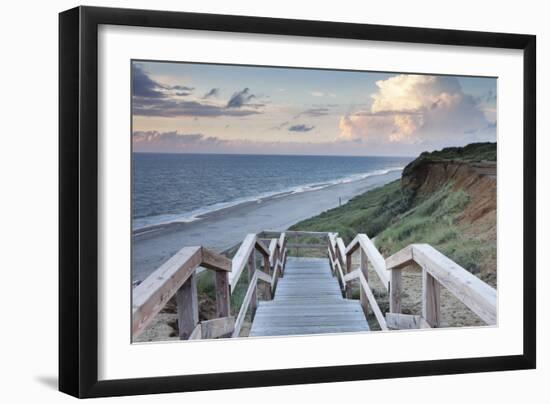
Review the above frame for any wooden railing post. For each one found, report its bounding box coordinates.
[215,271,230,318]
[390,269,402,313]
[176,273,199,339]
[263,252,271,276]
[359,249,369,315]
[345,251,353,299]
[422,268,441,327]
[248,250,257,318]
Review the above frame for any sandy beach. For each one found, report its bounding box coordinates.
[132,169,402,282]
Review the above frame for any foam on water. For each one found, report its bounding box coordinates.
[132,155,410,231]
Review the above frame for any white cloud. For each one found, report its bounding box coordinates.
[338,74,495,147]
[310,91,324,97]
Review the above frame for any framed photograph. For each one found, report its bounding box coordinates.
[59,6,536,398]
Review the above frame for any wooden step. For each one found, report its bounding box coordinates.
[249,257,369,337]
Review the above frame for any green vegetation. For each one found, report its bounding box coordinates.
[292,180,494,278]
[402,142,496,177]
[290,180,414,243]
[375,185,491,275]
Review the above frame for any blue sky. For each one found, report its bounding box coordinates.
[132,60,497,156]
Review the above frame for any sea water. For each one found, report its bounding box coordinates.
[132,153,412,230]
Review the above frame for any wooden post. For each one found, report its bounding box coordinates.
[263,253,271,277]
[359,249,369,316]
[248,251,257,319]
[176,273,199,339]
[345,251,353,299]
[390,268,402,313]
[215,271,230,318]
[422,268,441,327]
[262,253,273,300]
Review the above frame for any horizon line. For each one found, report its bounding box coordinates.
[131,151,417,158]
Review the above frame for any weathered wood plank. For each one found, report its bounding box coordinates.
[256,269,272,285]
[413,244,496,325]
[249,324,369,336]
[249,257,370,337]
[201,316,235,339]
[255,238,270,257]
[201,247,231,272]
[344,247,353,298]
[188,323,202,340]
[359,249,369,316]
[215,271,230,317]
[385,245,415,270]
[390,268,402,313]
[422,268,441,327]
[336,237,347,263]
[278,232,286,250]
[345,234,362,255]
[345,234,388,289]
[252,315,367,326]
[230,233,256,291]
[358,234,389,289]
[385,313,423,330]
[334,260,346,291]
[248,251,257,317]
[232,271,258,338]
[328,247,336,275]
[328,232,338,247]
[359,273,388,330]
[268,239,278,266]
[343,268,360,283]
[176,273,199,339]
[132,246,202,337]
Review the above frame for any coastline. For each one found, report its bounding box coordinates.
[132,169,402,282]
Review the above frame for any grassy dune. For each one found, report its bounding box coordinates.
[291,142,497,284]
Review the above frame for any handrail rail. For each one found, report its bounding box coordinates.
[231,233,287,337]
[132,246,231,338]
[229,233,272,293]
[342,269,388,330]
[336,234,389,330]
[346,234,389,290]
[327,233,346,291]
[386,244,497,325]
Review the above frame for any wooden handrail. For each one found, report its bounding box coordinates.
[133,229,496,339]
[230,233,272,292]
[132,246,231,338]
[346,234,389,290]
[255,238,271,257]
[339,243,388,331]
[232,270,259,337]
[229,234,257,290]
[386,244,497,325]
[327,233,346,290]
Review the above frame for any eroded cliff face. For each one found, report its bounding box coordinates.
[401,159,497,283]
[402,160,496,224]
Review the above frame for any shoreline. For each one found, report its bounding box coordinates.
[132,167,405,235]
[132,169,402,282]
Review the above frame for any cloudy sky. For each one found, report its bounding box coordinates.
[132,60,497,156]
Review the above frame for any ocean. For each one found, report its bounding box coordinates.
[132,153,412,231]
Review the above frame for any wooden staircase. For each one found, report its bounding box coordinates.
[132,230,497,342]
[249,257,369,336]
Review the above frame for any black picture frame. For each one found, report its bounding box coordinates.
[59,6,536,398]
